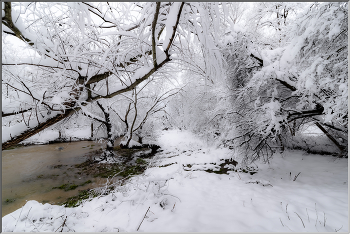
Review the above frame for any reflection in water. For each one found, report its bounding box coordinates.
[2,141,108,217]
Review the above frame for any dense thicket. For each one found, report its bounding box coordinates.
[2,2,347,161]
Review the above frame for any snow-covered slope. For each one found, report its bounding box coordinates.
[2,130,348,232]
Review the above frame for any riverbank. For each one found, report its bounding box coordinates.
[2,141,104,217]
[3,138,95,150]
[3,130,348,232]
[2,140,161,217]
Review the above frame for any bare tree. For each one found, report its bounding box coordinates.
[112,84,183,148]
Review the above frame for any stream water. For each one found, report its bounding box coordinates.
[2,141,110,217]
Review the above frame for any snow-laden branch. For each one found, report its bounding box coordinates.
[88,57,170,102]
[79,104,106,124]
[2,1,189,150]
[2,3,62,61]
[2,109,77,150]
[2,3,37,48]
[164,2,185,54]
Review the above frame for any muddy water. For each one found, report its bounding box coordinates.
[2,141,110,217]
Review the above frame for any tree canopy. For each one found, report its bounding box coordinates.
[2,2,348,160]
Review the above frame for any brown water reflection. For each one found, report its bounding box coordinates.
[2,141,110,217]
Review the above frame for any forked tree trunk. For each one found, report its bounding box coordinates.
[95,101,115,157]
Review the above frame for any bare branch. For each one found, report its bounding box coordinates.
[133,88,182,132]
[90,56,170,102]
[152,2,161,67]
[314,122,345,154]
[2,108,33,117]
[86,71,113,85]
[249,53,263,66]
[80,108,106,124]
[126,89,138,146]
[275,78,297,91]
[311,118,347,133]
[3,63,80,73]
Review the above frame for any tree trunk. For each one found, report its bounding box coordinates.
[91,122,93,139]
[105,121,114,154]
[96,101,114,157]
[277,134,284,152]
[126,90,138,148]
[315,122,345,156]
[2,109,76,150]
[138,135,143,145]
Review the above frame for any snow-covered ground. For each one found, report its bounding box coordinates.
[2,130,348,232]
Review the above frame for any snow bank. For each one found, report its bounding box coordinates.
[67,127,91,139]
[157,129,206,151]
[120,139,141,147]
[22,130,59,144]
[2,130,348,232]
[20,127,91,145]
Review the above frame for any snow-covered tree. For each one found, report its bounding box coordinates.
[3,2,347,162]
[2,2,185,150]
[224,2,348,162]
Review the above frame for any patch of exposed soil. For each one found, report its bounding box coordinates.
[74,146,157,178]
[61,144,161,207]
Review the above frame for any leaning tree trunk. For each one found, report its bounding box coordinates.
[2,109,76,150]
[315,122,346,156]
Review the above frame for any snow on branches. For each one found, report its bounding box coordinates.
[2,2,185,150]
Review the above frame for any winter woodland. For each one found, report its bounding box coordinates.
[2,2,348,232]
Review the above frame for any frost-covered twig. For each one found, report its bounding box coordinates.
[171,202,176,212]
[14,206,24,230]
[293,172,301,181]
[286,204,290,220]
[55,216,68,232]
[306,208,310,222]
[236,171,242,180]
[23,207,40,232]
[279,218,284,227]
[137,206,150,231]
[163,193,181,202]
[246,181,273,187]
[335,225,343,232]
[294,212,305,228]
[315,203,318,227]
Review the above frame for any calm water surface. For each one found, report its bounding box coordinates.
[2,141,110,217]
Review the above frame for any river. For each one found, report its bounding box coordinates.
[2,141,110,217]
